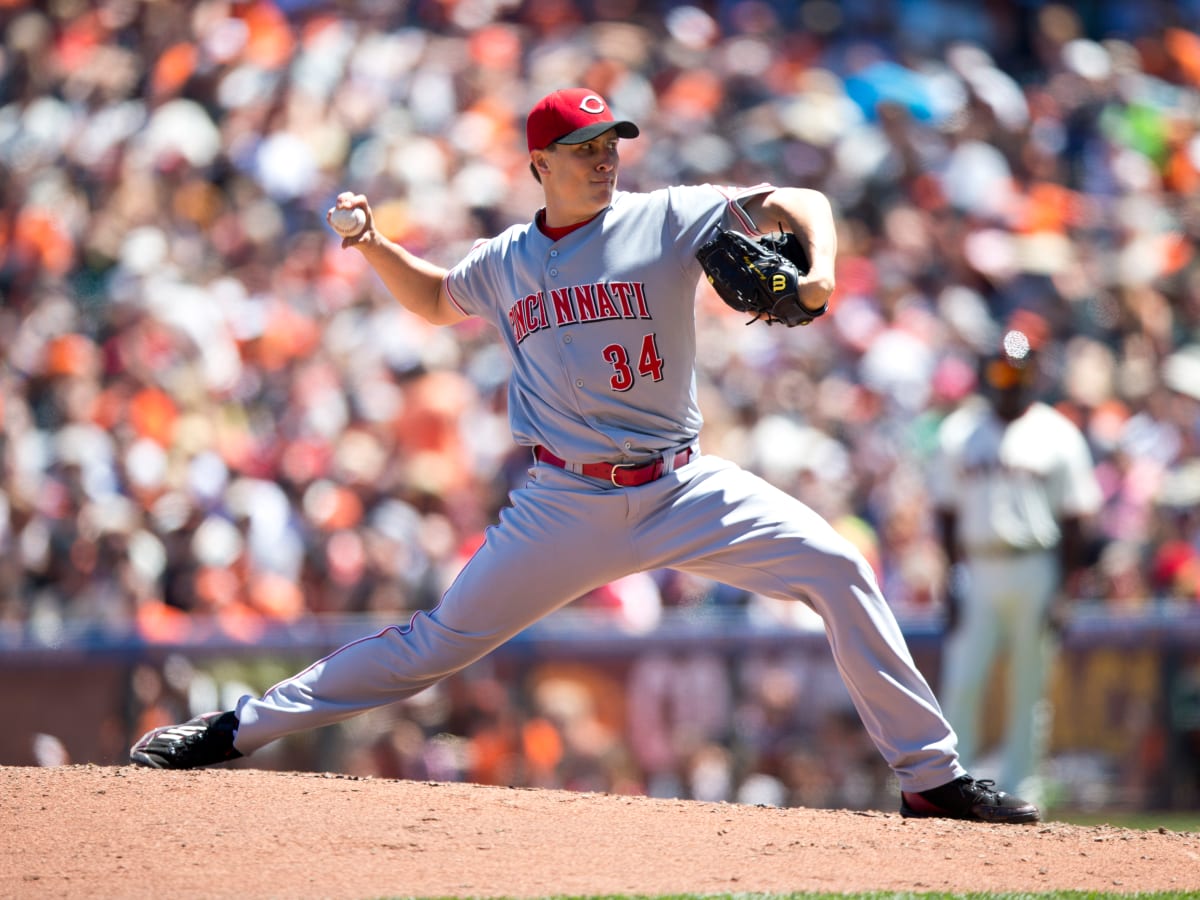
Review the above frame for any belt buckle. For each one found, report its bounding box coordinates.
[609,461,636,487]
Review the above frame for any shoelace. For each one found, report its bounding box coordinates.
[156,722,220,756]
[962,777,1002,801]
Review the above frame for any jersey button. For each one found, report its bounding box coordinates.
[564,335,572,344]
[575,379,584,388]
[550,250,559,257]
[549,268,558,276]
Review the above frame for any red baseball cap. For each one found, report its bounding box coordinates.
[526,88,640,152]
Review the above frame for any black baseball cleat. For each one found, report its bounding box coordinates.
[130,711,243,769]
[900,775,1041,824]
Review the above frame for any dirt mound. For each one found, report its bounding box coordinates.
[2,765,1197,898]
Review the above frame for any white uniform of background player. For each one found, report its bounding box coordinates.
[931,327,1102,804]
[131,88,1040,821]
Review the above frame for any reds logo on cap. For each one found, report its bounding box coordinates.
[526,88,640,152]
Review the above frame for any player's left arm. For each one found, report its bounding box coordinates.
[741,187,837,314]
[1058,514,1091,593]
[1050,426,1104,633]
[1056,423,1104,597]
[1047,513,1092,636]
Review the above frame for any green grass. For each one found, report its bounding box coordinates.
[1050,810,1199,833]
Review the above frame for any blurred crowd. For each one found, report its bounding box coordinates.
[3,0,1200,802]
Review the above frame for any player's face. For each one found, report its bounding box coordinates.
[984,357,1036,421]
[539,129,621,223]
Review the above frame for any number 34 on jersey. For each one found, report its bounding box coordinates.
[507,281,665,392]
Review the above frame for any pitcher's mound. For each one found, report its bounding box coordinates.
[2,765,1197,898]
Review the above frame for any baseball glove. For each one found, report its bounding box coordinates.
[696,228,825,326]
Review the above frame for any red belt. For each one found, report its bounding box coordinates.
[534,445,695,487]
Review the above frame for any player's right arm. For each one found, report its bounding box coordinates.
[329,192,467,326]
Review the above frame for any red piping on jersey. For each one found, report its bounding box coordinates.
[443,279,470,317]
[715,182,775,235]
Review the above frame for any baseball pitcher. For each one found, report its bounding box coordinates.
[131,88,1039,823]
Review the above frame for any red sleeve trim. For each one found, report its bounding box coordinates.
[713,182,776,235]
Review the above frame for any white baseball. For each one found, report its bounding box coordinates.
[330,206,367,238]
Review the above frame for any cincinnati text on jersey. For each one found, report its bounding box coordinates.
[508,281,651,344]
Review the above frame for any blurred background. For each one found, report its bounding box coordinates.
[2,0,1199,819]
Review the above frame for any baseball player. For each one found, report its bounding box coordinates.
[931,323,1102,807]
[131,88,1039,823]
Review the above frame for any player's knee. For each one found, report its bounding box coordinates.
[402,610,512,679]
[820,532,878,586]
[797,533,884,608]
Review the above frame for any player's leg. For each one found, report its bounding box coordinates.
[646,458,1038,821]
[638,455,963,793]
[938,557,1005,776]
[996,552,1059,801]
[136,466,639,764]
[233,465,639,754]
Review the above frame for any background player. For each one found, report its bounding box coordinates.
[932,318,1103,808]
[131,87,1039,823]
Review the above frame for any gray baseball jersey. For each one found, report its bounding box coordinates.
[229,182,968,794]
[931,398,1102,554]
[443,184,767,460]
